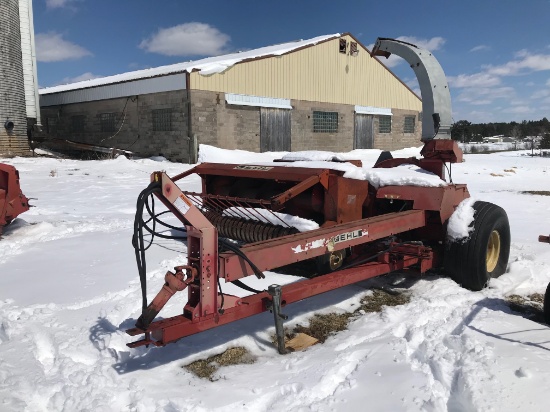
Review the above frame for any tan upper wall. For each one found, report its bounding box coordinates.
[190,34,421,111]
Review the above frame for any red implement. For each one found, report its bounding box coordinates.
[0,164,29,235]
[125,144,473,352]
[125,36,512,354]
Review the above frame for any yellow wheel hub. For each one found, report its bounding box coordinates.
[486,230,501,273]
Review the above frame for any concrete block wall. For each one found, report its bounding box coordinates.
[191,90,260,152]
[373,108,423,151]
[189,90,422,155]
[40,90,190,161]
[39,88,421,162]
[290,100,355,152]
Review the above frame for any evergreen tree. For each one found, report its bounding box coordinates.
[540,133,550,149]
[451,120,472,141]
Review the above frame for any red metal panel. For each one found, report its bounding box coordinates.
[325,174,370,223]
[127,252,430,347]
[0,164,29,233]
[151,172,219,318]
[271,173,323,207]
[220,210,426,281]
[420,139,463,163]
[376,185,469,223]
[182,163,341,182]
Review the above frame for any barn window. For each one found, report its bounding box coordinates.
[339,38,347,54]
[313,111,338,133]
[71,115,85,132]
[100,113,117,133]
[379,115,391,133]
[152,108,172,132]
[350,42,358,56]
[404,116,416,133]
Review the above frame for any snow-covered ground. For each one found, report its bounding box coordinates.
[1,145,550,411]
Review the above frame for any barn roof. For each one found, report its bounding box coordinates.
[40,34,340,95]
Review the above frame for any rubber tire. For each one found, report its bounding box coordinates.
[445,201,510,291]
[544,282,550,325]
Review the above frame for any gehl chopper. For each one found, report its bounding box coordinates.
[125,38,511,354]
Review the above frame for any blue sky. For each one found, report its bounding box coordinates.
[33,0,550,123]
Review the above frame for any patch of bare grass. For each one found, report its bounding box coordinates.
[359,289,410,313]
[293,312,352,343]
[506,293,545,322]
[290,289,410,344]
[184,346,255,380]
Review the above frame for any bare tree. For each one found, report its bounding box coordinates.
[511,125,522,140]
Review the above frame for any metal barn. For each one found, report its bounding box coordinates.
[39,33,422,162]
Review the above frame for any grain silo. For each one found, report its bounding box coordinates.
[0,0,38,156]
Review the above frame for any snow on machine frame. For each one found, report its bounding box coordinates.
[126,38,511,353]
[0,163,30,236]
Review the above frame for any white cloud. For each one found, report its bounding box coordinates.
[36,32,92,62]
[57,72,101,85]
[396,36,446,51]
[368,36,446,68]
[514,49,529,58]
[539,89,550,106]
[139,22,230,57]
[367,42,402,68]
[469,100,492,106]
[448,53,550,122]
[46,0,77,9]
[448,73,501,88]
[532,89,550,99]
[464,110,493,123]
[403,78,420,97]
[504,105,531,114]
[374,55,402,68]
[456,86,515,104]
[470,45,489,52]
[484,52,550,76]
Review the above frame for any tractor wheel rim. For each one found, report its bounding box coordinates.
[486,230,501,273]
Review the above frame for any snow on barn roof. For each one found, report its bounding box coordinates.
[39,34,340,95]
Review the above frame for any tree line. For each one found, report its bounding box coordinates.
[451,117,550,142]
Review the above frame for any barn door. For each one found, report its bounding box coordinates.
[354,114,374,149]
[260,108,291,152]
